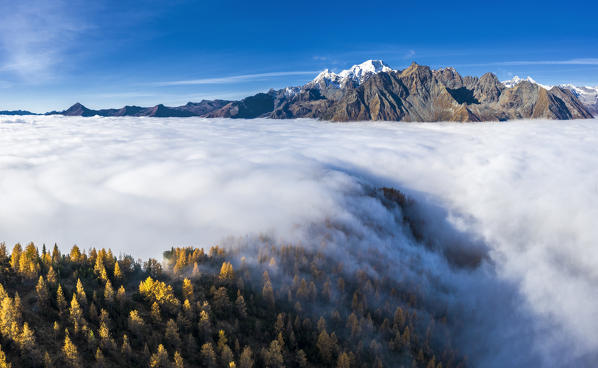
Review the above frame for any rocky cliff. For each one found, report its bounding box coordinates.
[48,60,594,122]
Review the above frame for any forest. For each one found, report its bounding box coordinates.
[0,191,464,368]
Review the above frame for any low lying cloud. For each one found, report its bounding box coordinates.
[0,116,597,366]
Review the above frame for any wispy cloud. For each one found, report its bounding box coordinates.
[460,58,598,67]
[154,71,319,86]
[404,49,416,59]
[0,0,89,81]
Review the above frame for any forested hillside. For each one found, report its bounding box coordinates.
[0,220,464,367]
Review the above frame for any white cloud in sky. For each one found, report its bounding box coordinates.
[0,116,597,366]
[154,71,319,86]
[0,0,88,80]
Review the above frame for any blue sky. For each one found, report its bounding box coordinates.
[0,0,597,112]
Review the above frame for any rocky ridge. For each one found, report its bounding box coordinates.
[33,60,596,121]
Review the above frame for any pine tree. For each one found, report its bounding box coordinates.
[76,279,87,306]
[239,346,254,368]
[200,343,217,368]
[149,344,169,368]
[18,322,36,351]
[183,299,193,319]
[221,345,234,367]
[46,266,58,286]
[10,243,22,272]
[402,326,411,348]
[12,293,21,323]
[191,262,200,278]
[0,296,15,338]
[317,329,333,363]
[296,350,307,368]
[116,285,126,306]
[57,285,67,317]
[36,276,49,307]
[95,348,105,368]
[104,280,114,303]
[263,340,284,368]
[51,244,61,263]
[262,280,275,308]
[0,243,7,266]
[63,334,80,368]
[235,292,247,318]
[219,262,234,280]
[121,334,132,355]
[198,310,211,340]
[0,344,11,368]
[113,262,122,280]
[69,294,84,332]
[99,320,111,347]
[151,302,161,322]
[182,278,194,301]
[173,351,184,368]
[165,319,181,348]
[337,352,352,368]
[128,310,145,336]
[69,246,82,263]
[43,351,53,368]
[20,243,40,278]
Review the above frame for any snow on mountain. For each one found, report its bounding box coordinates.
[309,60,393,89]
[502,75,552,90]
[502,76,598,115]
[561,84,598,105]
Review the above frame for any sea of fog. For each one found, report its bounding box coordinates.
[1,115,597,366]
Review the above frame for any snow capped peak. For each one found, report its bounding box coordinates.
[338,60,393,82]
[309,60,394,89]
[502,75,552,90]
[561,85,598,110]
[501,77,597,115]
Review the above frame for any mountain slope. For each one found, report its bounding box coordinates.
[502,76,598,116]
[40,60,594,121]
[292,62,592,122]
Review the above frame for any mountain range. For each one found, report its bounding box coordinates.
[2,60,596,121]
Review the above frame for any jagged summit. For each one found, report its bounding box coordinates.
[502,75,551,90]
[32,61,596,121]
[310,60,393,89]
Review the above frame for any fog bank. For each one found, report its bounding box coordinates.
[1,115,597,366]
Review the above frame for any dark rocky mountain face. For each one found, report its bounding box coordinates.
[46,62,593,122]
[276,62,592,122]
[205,93,275,118]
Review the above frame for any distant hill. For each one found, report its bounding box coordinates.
[0,110,36,116]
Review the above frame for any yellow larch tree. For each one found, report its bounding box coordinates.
[63,333,80,368]
[56,285,67,317]
[46,266,57,286]
[149,344,169,368]
[219,262,234,280]
[9,243,22,272]
[182,278,193,301]
[75,279,87,306]
[104,280,114,303]
[69,245,82,263]
[0,344,11,368]
[113,261,122,280]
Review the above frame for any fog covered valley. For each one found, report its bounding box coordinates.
[0,116,597,367]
